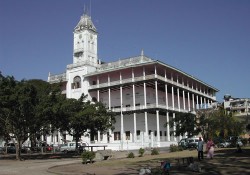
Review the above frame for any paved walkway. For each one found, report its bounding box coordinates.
[0,158,81,175]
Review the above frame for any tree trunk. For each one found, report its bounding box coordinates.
[16,141,22,160]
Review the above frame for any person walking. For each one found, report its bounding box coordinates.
[206,138,215,159]
[197,137,204,161]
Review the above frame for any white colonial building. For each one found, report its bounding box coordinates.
[47,13,219,150]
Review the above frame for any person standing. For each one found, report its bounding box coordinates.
[197,137,204,161]
[206,138,215,159]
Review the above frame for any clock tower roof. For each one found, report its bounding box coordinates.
[74,13,97,33]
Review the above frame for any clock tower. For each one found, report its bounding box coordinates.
[73,13,98,65]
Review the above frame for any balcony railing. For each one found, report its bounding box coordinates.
[111,104,197,114]
[48,73,67,83]
[89,74,216,100]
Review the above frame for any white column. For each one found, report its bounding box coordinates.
[143,66,146,80]
[204,98,207,109]
[132,68,137,142]
[133,113,137,142]
[156,110,160,143]
[97,131,100,143]
[166,112,170,141]
[108,74,111,110]
[97,90,100,102]
[108,88,111,110]
[155,80,158,107]
[188,92,190,111]
[144,82,147,108]
[143,67,148,137]
[144,111,148,136]
[196,95,199,109]
[58,131,61,144]
[177,76,180,111]
[97,76,100,102]
[172,86,175,110]
[165,70,168,109]
[173,113,176,141]
[133,84,136,109]
[97,76,99,87]
[154,64,157,78]
[177,88,180,112]
[192,93,195,111]
[183,90,186,111]
[120,86,124,150]
[165,83,168,109]
[200,96,203,109]
[132,68,134,82]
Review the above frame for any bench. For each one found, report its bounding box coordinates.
[83,145,107,152]
[175,157,194,167]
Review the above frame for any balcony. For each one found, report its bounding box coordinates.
[89,74,216,100]
[48,73,67,83]
[111,103,196,114]
[67,61,100,69]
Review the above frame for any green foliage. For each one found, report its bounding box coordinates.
[127,152,135,158]
[241,138,248,146]
[151,148,159,155]
[206,109,244,140]
[0,73,116,160]
[81,151,96,164]
[170,144,183,152]
[167,112,199,138]
[138,148,145,157]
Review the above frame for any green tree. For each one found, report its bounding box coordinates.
[0,73,17,149]
[2,80,37,160]
[196,107,244,141]
[167,112,199,138]
[58,94,115,151]
[0,73,62,159]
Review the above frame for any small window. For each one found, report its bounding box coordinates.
[72,76,81,89]
[114,132,121,141]
[125,131,130,140]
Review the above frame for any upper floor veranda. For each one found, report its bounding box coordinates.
[48,55,218,101]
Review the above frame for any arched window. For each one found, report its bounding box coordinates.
[71,76,81,89]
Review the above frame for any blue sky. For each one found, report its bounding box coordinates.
[0,0,249,102]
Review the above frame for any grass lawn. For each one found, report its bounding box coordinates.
[49,146,250,175]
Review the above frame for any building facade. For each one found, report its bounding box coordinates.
[47,13,219,150]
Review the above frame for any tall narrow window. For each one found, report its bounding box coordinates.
[72,76,81,89]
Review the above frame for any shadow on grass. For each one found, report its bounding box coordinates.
[113,148,250,175]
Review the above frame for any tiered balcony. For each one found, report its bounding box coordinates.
[89,74,216,100]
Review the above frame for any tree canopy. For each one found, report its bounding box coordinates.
[0,72,115,160]
[168,107,244,142]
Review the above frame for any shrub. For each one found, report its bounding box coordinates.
[127,152,135,158]
[138,148,145,157]
[241,138,248,146]
[170,144,183,152]
[151,148,159,155]
[81,151,96,164]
